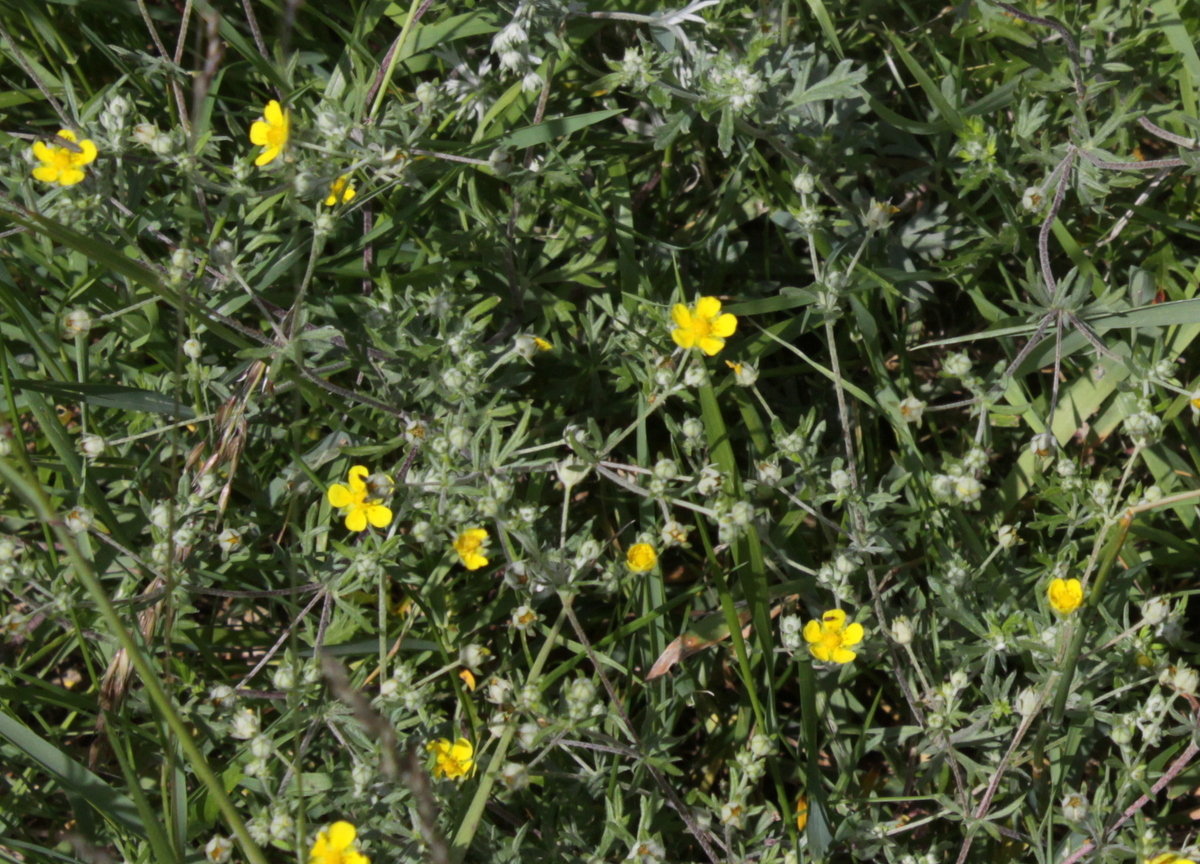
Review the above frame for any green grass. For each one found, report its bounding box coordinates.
[1,1,1199,863]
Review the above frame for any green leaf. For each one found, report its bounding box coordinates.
[13,380,195,418]
[0,710,146,837]
[498,109,625,149]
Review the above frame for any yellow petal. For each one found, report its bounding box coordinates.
[73,138,98,166]
[802,620,822,644]
[254,145,279,166]
[348,465,370,492]
[671,303,693,328]
[325,192,338,206]
[263,100,284,127]
[56,129,78,143]
[58,169,85,186]
[249,120,270,146]
[821,609,847,630]
[711,313,737,338]
[698,336,725,356]
[464,552,489,570]
[341,184,356,202]
[465,528,488,544]
[328,484,353,508]
[831,647,857,664]
[841,622,864,647]
[459,669,476,691]
[328,821,357,849]
[367,504,393,528]
[695,296,722,320]
[345,509,368,532]
[810,643,832,662]
[451,738,473,760]
[672,328,697,349]
[344,852,370,864]
[32,165,60,183]
[32,141,53,163]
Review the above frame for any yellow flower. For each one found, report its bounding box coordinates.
[32,130,98,187]
[626,543,657,572]
[309,820,370,864]
[803,609,864,664]
[454,528,489,570]
[325,174,356,206]
[1048,577,1083,615]
[428,737,474,779]
[249,99,290,166]
[795,795,808,832]
[327,465,393,532]
[459,669,477,691]
[533,336,552,351]
[671,296,738,356]
[1147,855,1197,864]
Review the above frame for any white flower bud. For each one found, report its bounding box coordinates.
[756,460,782,486]
[1171,665,1199,696]
[830,468,852,492]
[942,351,972,378]
[132,123,159,147]
[269,813,293,843]
[719,799,746,829]
[183,337,202,359]
[442,367,466,390]
[954,476,983,505]
[683,365,706,387]
[500,761,530,790]
[250,734,273,759]
[205,835,234,864]
[930,473,955,500]
[63,506,94,533]
[1109,717,1135,746]
[1142,596,1170,625]
[1015,687,1041,718]
[1030,432,1055,458]
[996,524,1020,549]
[209,684,236,708]
[216,528,243,554]
[696,465,723,496]
[229,708,259,740]
[63,309,92,337]
[949,670,969,692]
[729,361,758,387]
[80,434,106,459]
[247,816,270,844]
[730,501,754,527]
[653,458,678,480]
[410,521,432,544]
[522,71,544,93]
[271,662,295,691]
[792,170,816,195]
[516,721,540,750]
[459,643,491,672]
[566,677,597,721]
[1061,793,1088,823]
[660,520,689,547]
[0,538,17,562]
[556,459,591,490]
[682,417,704,440]
[512,604,538,631]
[890,616,913,645]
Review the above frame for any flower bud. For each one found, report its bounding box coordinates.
[79,434,106,459]
[954,476,983,505]
[792,169,816,195]
[63,309,92,337]
[1015,687,1041,718]
[890,616,913,645]
[229,708,259,740]
[996,524,1020,549]
[681,417,704,440]
[512,604,538,631]
[830,468,852,492]
[501,761,530,790]
[63,506,93,533]
[1142,596,1171,624]
[205,835,234,864]
[1061,793,1088,823]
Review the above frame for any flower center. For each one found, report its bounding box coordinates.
[691,317,713,337]
[48,147,74,170]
